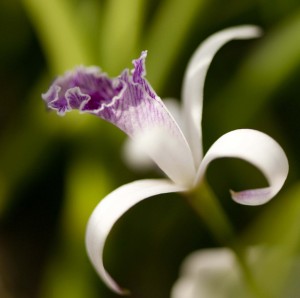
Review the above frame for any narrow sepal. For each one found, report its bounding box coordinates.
[85,179,186,294]
[182,25,262,166]
[196,129,288,205]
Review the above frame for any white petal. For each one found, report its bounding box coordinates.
[182,26,262,166]
[85,179,186,294]
[171,248,238,298]
[171,247,265,298]
[163,98,184,131]
[195,129,288,205]
[122,137,155,172]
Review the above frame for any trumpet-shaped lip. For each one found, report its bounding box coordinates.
[42,52,196,187]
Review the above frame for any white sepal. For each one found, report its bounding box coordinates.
[182,25,262,166]
[195,129,288,205]
[85,179,186,294]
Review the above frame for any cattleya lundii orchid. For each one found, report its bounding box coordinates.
[42,26,288,294]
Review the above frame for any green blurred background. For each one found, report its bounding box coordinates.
[1,0,300,297]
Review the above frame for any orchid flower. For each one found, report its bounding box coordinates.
[171,248,255,298]
[42,26,288,295]
[171,247,300,298]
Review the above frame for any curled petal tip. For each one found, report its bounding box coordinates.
[197,129,288,206]
[132,50,148,78]
[230,187,275,206]
[109,284,130,296]
[236,25,263,38]
[120,289,131,296]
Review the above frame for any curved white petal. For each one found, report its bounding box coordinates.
[85,179,186,294]
[182,26,262,166]
[195,129,288,205]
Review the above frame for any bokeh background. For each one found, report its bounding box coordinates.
[1,0,300,297]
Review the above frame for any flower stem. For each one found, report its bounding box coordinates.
[185,180,235,243]
[185,180,270,298]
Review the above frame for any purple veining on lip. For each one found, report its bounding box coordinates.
[132,51,156,99]
[42,51,181,138]
[42,66,123,115]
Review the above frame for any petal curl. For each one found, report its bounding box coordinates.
[85,179,186,294]
[195,129,288,205]
[182,26,262,166]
